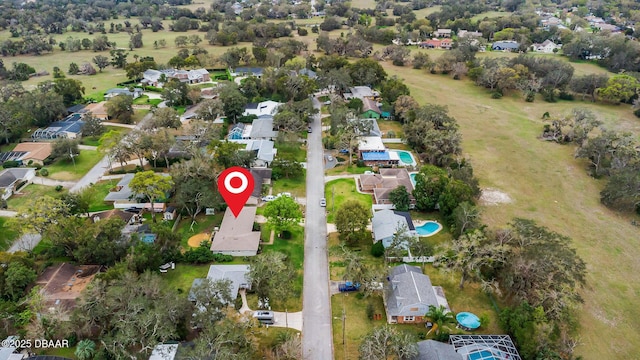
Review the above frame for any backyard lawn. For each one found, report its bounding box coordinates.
[324,178,373,223]
[47,150,104,181]
[6,184,67,210]
[325,163,372,176]
[162,264,210,296]
[81,126,131,147]
[0,217,19,251]
[381,62,640,358]
[175,212,224,248]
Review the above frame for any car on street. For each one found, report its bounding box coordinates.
[320,198,326,207]
[307,127,312,133]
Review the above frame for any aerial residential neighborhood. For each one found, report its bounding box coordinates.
[0,0,639,359]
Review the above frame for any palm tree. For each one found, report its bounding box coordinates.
[425,305,455,336]
[75,339,96,360]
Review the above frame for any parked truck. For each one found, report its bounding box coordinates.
[338,281,361,292]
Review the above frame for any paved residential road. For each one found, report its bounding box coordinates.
[302,98,333,359]
[70,111,154,193]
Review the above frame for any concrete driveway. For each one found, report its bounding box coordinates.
[302,97,333,360]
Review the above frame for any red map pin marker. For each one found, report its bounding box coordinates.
[218,167,255,218]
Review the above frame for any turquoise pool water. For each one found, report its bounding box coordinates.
[390,150,416,166]
[415,221,441,236]
[410,173,417,185]
[468,350,497,360]
[456,312,481,329]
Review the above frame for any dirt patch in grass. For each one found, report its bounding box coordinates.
[479,188,513,206]
[187,233,211,247]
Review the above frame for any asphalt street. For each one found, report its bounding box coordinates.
[301,98,333,359]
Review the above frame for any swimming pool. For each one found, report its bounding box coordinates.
[414,221,442,236]
[468,350,498,360]
[390,150,416,166]
[410,173,417,185]
[456,312,481,330]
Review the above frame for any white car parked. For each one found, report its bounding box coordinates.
[262,195,276,202]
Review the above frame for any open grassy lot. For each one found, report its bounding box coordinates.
[324,178,373,223]
[381,62,640,358]
[81,125,131,147]
[0,217,19,251]
[351,0,376,9]
[377,118,404,138]
[325,163,372,175]
[261,224,305,311]
[47,150,104,181]
[6,184,67,210]
[276,141,307,162]
[413,6,442,19]
[272,173,306,198]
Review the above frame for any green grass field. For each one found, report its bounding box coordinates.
[162,263,210,296]
[175,212,224,248]
[86,180,118,212]
[262,224,305,311]
[272,173,306,198]
[381,62,640,358]
[46,150,104,181]
[0,217,19,251]
[324,178,373,223]
[6,183,67,210]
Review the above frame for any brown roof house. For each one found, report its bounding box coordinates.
[11,142,53,166]
[33,263,101,319]
[384,264,450,324]
[359,168,415,206]
[91,209,137,225]
[210,207,261,256]
[84,101,109,121]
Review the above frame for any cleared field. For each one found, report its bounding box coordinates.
[382,62,640,358]
[351,0,377,10]
[413,6,443,19]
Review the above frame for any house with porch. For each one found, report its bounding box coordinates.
[384,264,449,324]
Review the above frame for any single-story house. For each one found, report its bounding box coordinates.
[34,263,100,318]
[250,167,272,204]
[149,344,179,360]
[350,118,381,137]
[361,98,381,119]
[245,139,276,167]
[298,68,317,79]
[357,136,386,154]
[66,104,86,114]
[84,101,109,121]
[189,264,251,303]
[530,39,561,53]
[142,69,175,87]
[419,39,441,49]
[440,38,453,50]
[371,209,416,248]
[32,117,84,140]
[103,173,170,211]
[243,100,282,117]
[416,340,463,360]
[8,142,53,166]
[343,86,379,101]
[164,206,177,221]
[436,28,452,38]
[210,207,261,256]
[104,88,143,100]
[359,168,415,206]
[457,30,483,38]
[491,41,520,51]
[249,115,278,140]
[0,168,36,200]
[230,67,264,78]
[91,209,137,225]
[361,151,400,166]
[384,264,449,324]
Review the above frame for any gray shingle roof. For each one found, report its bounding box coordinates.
[385,264,439,317]
[249,117,278,139]
[416,340,463,360]
[372,209,412,242]
[206,264,251,301]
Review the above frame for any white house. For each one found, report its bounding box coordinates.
[530,39,561,53]
[243,101,282,117]
[0,168,36,200]
[104,88,144,100]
